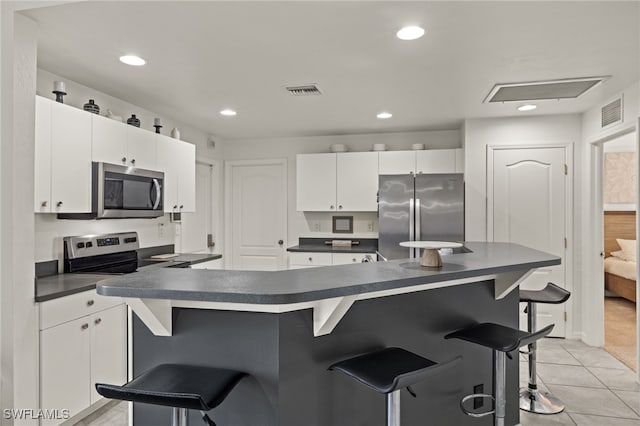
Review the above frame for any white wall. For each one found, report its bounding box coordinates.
[222,130,461,245]
[35,70,217,262]
[463,114,583,337]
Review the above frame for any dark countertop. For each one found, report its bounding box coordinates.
[287,237,378,253]
[96,242,560,305]
[36,253,222,302]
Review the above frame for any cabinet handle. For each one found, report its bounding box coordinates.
[41,201,47,207]
[338,205,343,210]
[87,300,94,306]
[81,323,89,330]
[330,205,334,210]
[56,201,63,207]
[352,258,356,262]
[130,159,136,165]
[94,318,102,325]
[122,157,127,163]
[180,205,183,209]
[308,257,313,262]
[173,205,178,210]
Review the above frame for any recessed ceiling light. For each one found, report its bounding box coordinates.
[396,26,425,41]
[377,112,393,119]
[517,104,537,111]
[220,109,237,116]
[119,55,145,66]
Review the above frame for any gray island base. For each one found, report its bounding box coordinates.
[97,242,560,426]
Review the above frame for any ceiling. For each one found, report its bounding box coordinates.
[22,1,640,140]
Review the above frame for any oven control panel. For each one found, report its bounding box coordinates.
[64,232,139,259]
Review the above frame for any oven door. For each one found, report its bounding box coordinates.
[95,162,164,218]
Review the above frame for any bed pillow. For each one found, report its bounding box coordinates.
[611,250,635,262]
[616,239,637,262]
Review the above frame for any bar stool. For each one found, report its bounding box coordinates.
[328,347,460,426]
[445,323,554,426]
[520,282,571,414]
[96,363,247,426]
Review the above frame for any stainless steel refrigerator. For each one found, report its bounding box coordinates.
[378,174,464,260]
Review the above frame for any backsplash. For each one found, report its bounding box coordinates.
[34,214,175,264]
[299,212,378,238]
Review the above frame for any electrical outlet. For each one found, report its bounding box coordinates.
[158,223,164,237]
[366,221,374,232]
[311,221,320,232]
[473,384,484,409]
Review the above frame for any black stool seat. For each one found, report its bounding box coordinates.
[445,323,554,353]
[328,347,456,394]
[520,282,570,304]
[95,363,246,411]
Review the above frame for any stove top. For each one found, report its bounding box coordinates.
[63,232,140,274]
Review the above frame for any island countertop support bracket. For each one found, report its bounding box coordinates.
[127,298,173,336]
[313,296,357,337]
[494,270,534,300]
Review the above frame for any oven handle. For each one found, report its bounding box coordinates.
[151,179,161,210]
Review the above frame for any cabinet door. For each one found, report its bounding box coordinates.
[92,114,127,166]
[127,126,157,170]
[176,142,196,212]
[50,102,92,213]
[455,148,464,173]
[156,135,179,212]
[416,149,456,174]
[378,151,416,175]
[35,96,52,212]
[296,153,337,211]
[40,317,91,425]
[336,152,379,211]
[332,252,377,265]
[90,305,127,405]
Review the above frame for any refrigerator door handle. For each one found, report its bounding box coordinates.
[409,198,415,258]
[415,198,421,243]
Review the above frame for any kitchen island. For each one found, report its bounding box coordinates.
[97,242,560,426]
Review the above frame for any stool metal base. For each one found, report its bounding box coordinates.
[519,387,565,414]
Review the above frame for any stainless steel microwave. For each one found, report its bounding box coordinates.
[93,162,164,218]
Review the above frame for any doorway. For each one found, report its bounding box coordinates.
[224,159,288,271]
[601,132,638,370]
[487,144,573,338]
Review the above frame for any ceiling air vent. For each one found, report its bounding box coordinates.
[484,76,609,103]
[601,96,623,128]
[285,84,322,96]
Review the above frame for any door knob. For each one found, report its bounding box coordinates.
[278,240,284,245]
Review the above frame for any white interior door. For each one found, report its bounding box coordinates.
[489,146,569,337]
[226,159,287,271]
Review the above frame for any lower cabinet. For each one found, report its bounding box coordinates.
[289,252,377,269]
[39,295,126,426]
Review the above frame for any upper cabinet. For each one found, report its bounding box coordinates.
[35,98,93,213]
[296,152,378,212]
[379,148,463,175]
[156,134,196,213]
[92,115,156,170]
[34,95,196,215]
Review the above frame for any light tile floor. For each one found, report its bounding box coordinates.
[74,338,640,425]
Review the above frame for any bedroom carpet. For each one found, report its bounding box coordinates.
[605,296,637,371]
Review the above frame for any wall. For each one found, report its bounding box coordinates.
[35,70,217,262]
[463,114,583,338]
[221,130,461,246]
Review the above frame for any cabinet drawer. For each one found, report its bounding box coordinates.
[40,290,122,330]
[332,253,377,265]
[289,252,332,267]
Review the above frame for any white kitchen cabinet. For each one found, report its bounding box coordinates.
[50,101,92,213]
[40,316,91,426]
[332,252,378,265]
[35,96,52,212]
[296,152,378,212]
[296,153,337,211]
[39,291,126,425]
[92,116,157,170]
[288,252,332,269]
[126,125,157,170]
[378,151,416,175]
[336,152,378,211]
[89,305,127,404]
[455,148,464,173]
[416,149,456,174]
[156,135,196,213]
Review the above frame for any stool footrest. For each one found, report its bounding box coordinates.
[519,349,532,355]
[460,393,495,418]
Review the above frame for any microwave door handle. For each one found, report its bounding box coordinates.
[151,179,161,210]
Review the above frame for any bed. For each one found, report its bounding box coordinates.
[604,211,637,302]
